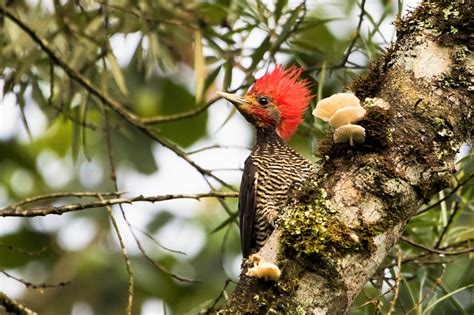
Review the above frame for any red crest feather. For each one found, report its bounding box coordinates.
[249,65,313,140]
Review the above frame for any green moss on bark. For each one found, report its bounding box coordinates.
[396,0,473,47]
[440,45,472,89]
[279,180,383,260]
[220,262,306,314]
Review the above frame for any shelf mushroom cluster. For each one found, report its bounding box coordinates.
[313,93,366,146]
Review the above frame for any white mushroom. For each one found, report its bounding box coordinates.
[329,106,366,128]
[313,93,361,121]
[333,125,366,146]
[245,254,281,281]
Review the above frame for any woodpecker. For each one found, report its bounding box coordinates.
[218,66,314,257]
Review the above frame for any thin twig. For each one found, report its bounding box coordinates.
[341,0,366,68]
[203,278,233,314]
[0,242,46,257]
[8,191,125,209]
[1,270,70,290]
[304,0,367,73]
[350,289,392,310]
[103,107,196,283]
[0,191,238,217]
[187,144,251,155]
[211,168,244,172]
[202,176,237,220]
[101,196,134,315]
[134,226,186,255]
[103,102,134,314]
[434,202,460,248]
[382,238,474,269]
[417,173,473,215]
[400,236,474,255]
[405,264,446,314]
[387,251,402,315]
[143,97,218,124]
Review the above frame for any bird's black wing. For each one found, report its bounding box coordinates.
[239,156,256,257]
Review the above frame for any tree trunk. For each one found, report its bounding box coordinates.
[221,1,472,313]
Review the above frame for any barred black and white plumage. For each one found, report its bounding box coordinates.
[239,127,313,257]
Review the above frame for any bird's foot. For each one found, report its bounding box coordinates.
[266,210,279,228]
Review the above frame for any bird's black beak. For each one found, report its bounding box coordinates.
[217,91,251,107]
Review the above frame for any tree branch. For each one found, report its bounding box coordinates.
[0,192,238,217]
[400,236,474,256]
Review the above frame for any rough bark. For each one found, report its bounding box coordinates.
[221,1,472,314]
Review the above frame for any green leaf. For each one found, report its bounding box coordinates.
[270,3,303,54]
[71,107,80,163]
[317,61,327,102]
[107,52,129,96]
[255,0,269,25]
[194,30,205,105]
[129,77,208,148]
[424,284,474,313]
[297,17,342,33]
[401,273,418,311]
[204,64,223,93]
[274,0,288,23]
[223,60,233,91]
[249,35,271,70]
[17,83,32,141]
[81,92,92,161]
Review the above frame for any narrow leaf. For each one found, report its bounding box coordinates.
[17,86,32,140]
[317,61,326,102]
[424,284,474,313]
[274,0,288,23]
[270,3,303,54]
[223,60,233,91]
[255,0,269,25]
[204,64,223,93]
[81,92,92,161]
[194,30,205,105]
[71,106,80,163]
[249,35,271,70]
[107,52,129,96]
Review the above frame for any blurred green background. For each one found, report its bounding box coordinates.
[0,0,472,314]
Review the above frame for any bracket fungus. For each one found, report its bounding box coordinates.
[312,92,361,121]
[313,92,366,146]
[333,125,366,146]
[329,106,366,128]
[246,254,281,281]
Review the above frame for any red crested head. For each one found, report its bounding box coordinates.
[218,66,313,141]
[247,65,313,139]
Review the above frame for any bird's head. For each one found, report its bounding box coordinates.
[218,65,313,140]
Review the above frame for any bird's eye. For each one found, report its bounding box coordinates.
[258,96,270,106]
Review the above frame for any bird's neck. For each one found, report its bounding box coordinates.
[255,126,285,147]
